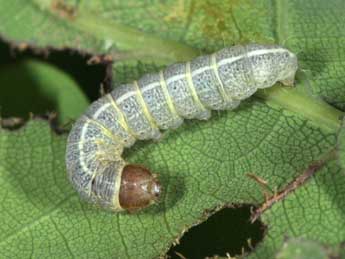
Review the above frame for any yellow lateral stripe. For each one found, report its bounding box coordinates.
[159,70,179,117]
[210,53,229,102]
[185,61,207,111]
[133,80,158,129]
[106,94,134,135]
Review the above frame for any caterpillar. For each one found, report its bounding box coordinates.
[66,44,298,212]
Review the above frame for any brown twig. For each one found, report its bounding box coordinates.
[251,149,337,223]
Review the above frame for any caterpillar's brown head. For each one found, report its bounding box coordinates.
[119,164,161,213]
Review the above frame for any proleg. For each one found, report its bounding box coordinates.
[65,43,298,212]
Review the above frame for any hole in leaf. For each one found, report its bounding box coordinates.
[0,38,109,125]
[167,205,265,259]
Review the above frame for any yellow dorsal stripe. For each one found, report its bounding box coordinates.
[159,70,179,117]
[185,61,207,111]
[210,53,229,102]
[133,80,159,129]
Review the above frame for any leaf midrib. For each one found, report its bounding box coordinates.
[31,0,198,64]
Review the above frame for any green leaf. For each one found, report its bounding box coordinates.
[0,0,345,258]
[276,238,331,259]
[0,59,89,124]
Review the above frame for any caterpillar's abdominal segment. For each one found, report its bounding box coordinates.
[66,44,298,212]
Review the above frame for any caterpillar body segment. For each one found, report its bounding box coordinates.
[85,95,135,146]
[111,83,161,140]
[137,72,182,130]
[66,43,298,212]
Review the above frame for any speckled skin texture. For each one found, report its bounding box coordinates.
[65,44,298,211]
